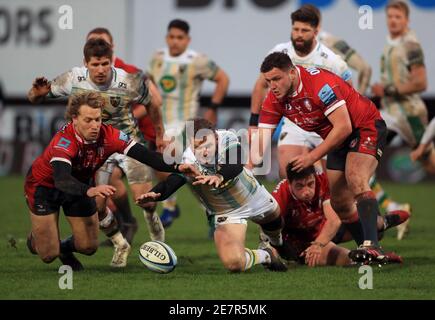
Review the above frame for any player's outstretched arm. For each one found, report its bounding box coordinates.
[250,75,269,128]
[28,77,51,104]
[125,143,200,176]
[136,174,187,204]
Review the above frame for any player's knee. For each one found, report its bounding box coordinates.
[346,173,369,195]
[260,215,283,232]
[39,251,59,264]
[76,243,98,256]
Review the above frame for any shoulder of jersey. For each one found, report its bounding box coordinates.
[270,42,292,54]
[317,42,343,62]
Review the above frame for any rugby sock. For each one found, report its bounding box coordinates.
[99,207,128,247]
[60,235,76,254]
[341,212,364,246]
[144,209,165,242]
[369,175,392,211]
[244,248,269,270]
[356,191,380,247]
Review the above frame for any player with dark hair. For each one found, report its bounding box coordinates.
[136,118,287,273]
[25,92,197,270]
[254,52,402,264]
[147,19,229,229]
[86,28,164,246]
[261,163,409,267]
[27,38,166,267]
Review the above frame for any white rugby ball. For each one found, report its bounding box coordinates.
[139,241,177,274]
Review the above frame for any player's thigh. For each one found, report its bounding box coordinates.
[214,223,247,266]
[129,182,154,199]
[122,156,152,186]
[30,211,60,259]
[322,242,351,266]
[345,152,378,195]
[63,195,98,253]
[65,213,99,254]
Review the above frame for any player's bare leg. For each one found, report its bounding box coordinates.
[65,214,99,256]
[346,152,402,264]
[328,170,364,246]
[28,211,60,264]
[110,167,137,244]
[130,182,165,242]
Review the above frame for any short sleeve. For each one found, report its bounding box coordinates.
[134,72,152,106]
[48,70,74,98]
[49,135,77,165]
[108,127,135,154]
[405,41,425,68]
[195,54,219,81]
[316,76,346,117]
[258,93,283,129]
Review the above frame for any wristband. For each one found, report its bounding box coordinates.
[249,113,259,126]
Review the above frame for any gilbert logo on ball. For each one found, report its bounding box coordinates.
[139,241,177,274]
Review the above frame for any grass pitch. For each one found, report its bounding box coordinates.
[0,175,434,299]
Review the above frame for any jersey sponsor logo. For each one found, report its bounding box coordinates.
[159,75,177,93]
[341,70,352,81]
[118,82,127,89]
[217,216,227,223]
[118,131,129,142]
[303,99,313,112]
[57,137,71,149]
[318,84,337,106]
[110,96,121,108]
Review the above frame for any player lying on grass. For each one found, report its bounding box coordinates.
[136,118,288,272]
[259,163,409,267]
[24,92,198,271]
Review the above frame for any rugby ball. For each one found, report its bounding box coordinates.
[139,241,177,274]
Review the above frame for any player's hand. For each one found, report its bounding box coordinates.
[290,153,315,172]
[87,185,116,198]
[192,175,223,188]
[371,83,385,98]
[410,144,426,162]
[155,135,167,153]
[32,77,51,95]
[301,243,322,267]
[178,164,201,178]
[135,192,161,205]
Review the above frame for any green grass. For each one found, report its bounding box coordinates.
[1,175,434,299]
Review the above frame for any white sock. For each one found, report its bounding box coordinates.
[111,231,128,247]
[99,207,114,228]
[244,248,270,270]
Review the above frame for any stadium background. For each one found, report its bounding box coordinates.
[0,0,435,301]
[0,0,435,182]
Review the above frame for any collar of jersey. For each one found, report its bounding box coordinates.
[163,47,194,63]
[85,67,116,91]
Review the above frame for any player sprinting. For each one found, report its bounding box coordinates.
[260,163,409,267]
[86,28,164,245]
[410,117,435,168]
[27,38,164,267]
[24,92,196,270]
[255,52,402,265]
[146,19,229,228]
[136,118,287,273]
